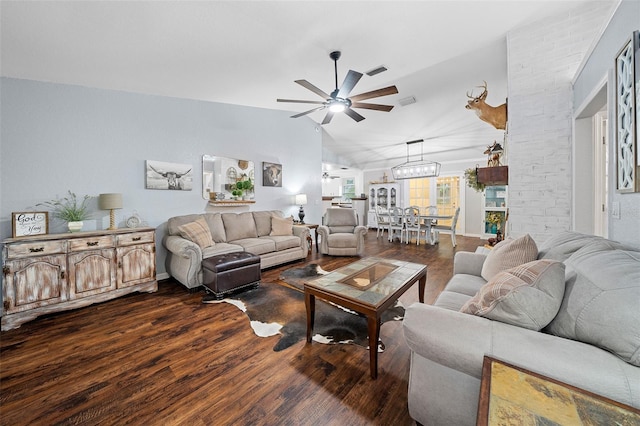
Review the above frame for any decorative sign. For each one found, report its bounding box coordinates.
[12,212,48,238]
[615,31,639,193]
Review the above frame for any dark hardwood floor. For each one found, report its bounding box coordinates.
[0,231,484,426]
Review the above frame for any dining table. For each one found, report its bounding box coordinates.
[419,214,453,245]
[377,211,453,245]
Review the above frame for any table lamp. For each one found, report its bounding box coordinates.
[295,193,307,224]
[99,193,123,230]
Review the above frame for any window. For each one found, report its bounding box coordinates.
[408,175,461,229]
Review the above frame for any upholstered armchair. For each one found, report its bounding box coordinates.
[318,208,367,256]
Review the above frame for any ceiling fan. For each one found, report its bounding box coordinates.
[322,171,340,181]
[277,51,398,125]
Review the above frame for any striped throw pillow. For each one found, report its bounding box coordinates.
[178,217,214,249]
[481,234,538,281]
[461,259,565,330]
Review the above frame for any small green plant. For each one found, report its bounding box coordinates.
[38,191,93,222]
[232,179,253,198]
[464,168,485,193]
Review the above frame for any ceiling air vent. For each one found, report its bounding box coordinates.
[399,96,417,107]
[365,65,388,76]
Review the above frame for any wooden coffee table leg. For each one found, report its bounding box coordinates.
[367,315,381,379]
[418,271,427,303]
[305,291,315,343]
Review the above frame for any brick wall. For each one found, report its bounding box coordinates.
[506,3,614,243]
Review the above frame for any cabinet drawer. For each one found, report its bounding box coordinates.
[6,240,66,259]
[117,231,154,246]
[69,235,115,252]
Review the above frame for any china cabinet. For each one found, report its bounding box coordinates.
[367,183,400,228]
[482,185,508,238]
[2,228,157,331]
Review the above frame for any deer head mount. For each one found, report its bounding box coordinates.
[465,81,507,130]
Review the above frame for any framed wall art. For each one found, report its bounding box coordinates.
[12,212,48,238]
[615,30,640,193]
[146,160,193,191]
[262,162,282,187]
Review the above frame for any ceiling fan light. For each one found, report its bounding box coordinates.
[329,101,346,113]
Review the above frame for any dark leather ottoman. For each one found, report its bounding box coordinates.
[201,252,261,301]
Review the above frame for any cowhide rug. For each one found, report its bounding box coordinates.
[204,279,404,352]
[278,263,329,291]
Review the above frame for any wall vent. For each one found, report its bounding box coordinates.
[365,65,388,76]
[399,96,417,106]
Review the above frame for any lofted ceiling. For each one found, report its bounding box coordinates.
[1,1,616,171]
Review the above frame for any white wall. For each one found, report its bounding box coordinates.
[506,1,617,243]
[0,78,323,277]
[573,0,640,245]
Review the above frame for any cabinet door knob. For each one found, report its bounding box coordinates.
[29,247,44,253]
[87,241,99,246]
[60,271,66,279]
[132,237,141,241]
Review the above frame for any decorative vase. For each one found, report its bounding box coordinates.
[490,223,497,234]
[68,221,83,232]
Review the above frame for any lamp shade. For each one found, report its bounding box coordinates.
[98,193,123,210]
[295,194,308,205]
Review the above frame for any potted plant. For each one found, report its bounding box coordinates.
[464,168,485,193]
[38,191,93,232]
[233,179,254,200]
[486,211,503,234]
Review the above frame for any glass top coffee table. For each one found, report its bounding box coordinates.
[304,257,427,379]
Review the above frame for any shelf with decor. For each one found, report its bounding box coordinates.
[208,200,256,206]
[482,185,508,238]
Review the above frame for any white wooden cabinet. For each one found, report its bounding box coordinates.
[367,183,400,228]
[2,228,157,331]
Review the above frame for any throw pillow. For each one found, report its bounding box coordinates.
[481,234,538,281]
[270,216,294,236]
[461,259,566,331]
[178,217,215,249]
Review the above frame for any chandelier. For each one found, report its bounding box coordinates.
[391,139,441,179]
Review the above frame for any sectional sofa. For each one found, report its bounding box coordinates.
[403,231,640,425]
[164,210,310,290]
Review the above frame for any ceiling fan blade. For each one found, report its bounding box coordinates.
[344,108,365,122]
[291,106,326,118]
[351,102,394,112]
[295,80,331,99]
[336,70,363,99]
[321,111,335,125]
[277,99,326,105]
[349,85,398,102]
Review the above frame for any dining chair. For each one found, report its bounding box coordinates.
[431,207,461,247]
[374,206,390,239]
[403,206,422,245]
[387,206,405,242]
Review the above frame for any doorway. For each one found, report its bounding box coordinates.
[574,78,608,237]
[407,175,465,234]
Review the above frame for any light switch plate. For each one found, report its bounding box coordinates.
[611,201,620,219]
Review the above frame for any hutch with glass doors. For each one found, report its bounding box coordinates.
[367,183,400,228]
[482,185,508,238]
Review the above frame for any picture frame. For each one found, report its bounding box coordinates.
[12,212,48,238]
[146,160,193,191]
[615,31,639,193]
[262,162,282,187]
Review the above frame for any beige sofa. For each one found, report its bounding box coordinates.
[403,232,640,425]
[164,210,310,290]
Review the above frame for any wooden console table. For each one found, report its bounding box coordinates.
[477,356,640,425]
[2,228,158,331]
